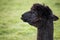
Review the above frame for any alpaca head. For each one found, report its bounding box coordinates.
[21,3,59,27]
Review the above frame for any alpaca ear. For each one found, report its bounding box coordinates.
[52,15,59,21]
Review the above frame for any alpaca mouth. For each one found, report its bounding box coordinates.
[21,17,28,22]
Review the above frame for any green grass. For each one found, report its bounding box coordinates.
[0,0,60,40]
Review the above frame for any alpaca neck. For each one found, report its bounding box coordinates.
[37,21,53,40]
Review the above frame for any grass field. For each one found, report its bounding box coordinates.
[0,0,60,40]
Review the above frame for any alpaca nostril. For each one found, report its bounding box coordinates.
[21,14,25,20]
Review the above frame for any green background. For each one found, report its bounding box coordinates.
[0,0,60,40]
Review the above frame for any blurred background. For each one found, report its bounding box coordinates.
[0,0,60,40]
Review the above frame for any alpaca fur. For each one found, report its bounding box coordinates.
[21,3,59,40]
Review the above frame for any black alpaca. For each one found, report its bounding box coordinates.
[21,3,59,40]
